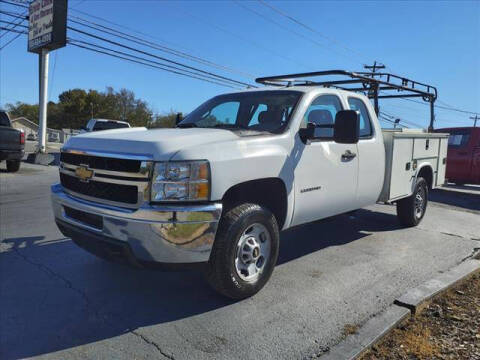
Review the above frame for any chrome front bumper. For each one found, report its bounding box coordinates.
[51,183,222,264]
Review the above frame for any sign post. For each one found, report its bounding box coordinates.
[28,0,67,153]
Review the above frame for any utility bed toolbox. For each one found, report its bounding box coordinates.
[379,129,449,202]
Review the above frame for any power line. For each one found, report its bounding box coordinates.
[257,0,373,64]
[69,6,255,79]
[181,8,311,70]
[68,38,244,88]
[380,110,423,128]
[67,26,256,88]
[0,8,26,39]
[68,15,255,79]
[0,9,27,50]
[0,19,27,29]
[0,0,27,8]
[67,40,240,89]
[401,98,479,116]
[232,0,357,66]
[0,30,22,49]
[0,26,26,35]
[1,5,257,89]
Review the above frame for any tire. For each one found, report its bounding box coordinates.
[396,177,428,227]
[205,203,279,299]
[6,160,20,173]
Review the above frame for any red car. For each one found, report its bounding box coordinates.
[435,127,480,185]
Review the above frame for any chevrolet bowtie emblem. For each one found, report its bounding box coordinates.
[75,165,94,182]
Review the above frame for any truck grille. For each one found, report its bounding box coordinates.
[60,173,139,204]
[59,151,151,208]
[60,152,141,173]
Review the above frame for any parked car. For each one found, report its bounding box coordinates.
[81,118,131,133]
[51,70,448,299]
[434,127,480,185]
[0,110,24,172]
[27,133,37,141]
[48,132,60,143]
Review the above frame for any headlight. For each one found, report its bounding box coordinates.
[151,161,210,201]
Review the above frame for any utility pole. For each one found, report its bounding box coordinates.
[364,61,385,116]
[90,102,94,119]
[38,49,49,153]
[470,114,479,128]
[364,61,385,75]
[28,0,67,156]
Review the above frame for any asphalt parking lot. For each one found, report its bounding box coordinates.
[1,162,479,360]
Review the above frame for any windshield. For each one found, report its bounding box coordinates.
[93,121,129,131]
[178,91,302,133]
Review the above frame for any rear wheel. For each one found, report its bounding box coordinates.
[396,177,428,227]
[205,203,279,299]
[6,160,20,173]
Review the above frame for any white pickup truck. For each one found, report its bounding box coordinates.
[51,70,448,299]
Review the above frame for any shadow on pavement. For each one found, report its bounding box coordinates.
[0,208,402,359]
[430,188,480,212]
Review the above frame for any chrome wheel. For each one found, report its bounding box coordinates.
[235,223,271,282]
[414,185,426,219]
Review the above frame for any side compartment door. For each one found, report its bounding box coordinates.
[291,94,358,227]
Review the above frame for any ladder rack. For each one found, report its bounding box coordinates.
[255,70,438,130]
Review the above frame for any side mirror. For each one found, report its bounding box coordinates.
[334,110,359,144]
[299,122,315,143]
[176,112,183,125]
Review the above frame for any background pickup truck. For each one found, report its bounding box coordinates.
[51,70,448,299]
[435,127,480,185]
[0,110,24,173]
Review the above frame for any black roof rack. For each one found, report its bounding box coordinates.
[255,70,438,130]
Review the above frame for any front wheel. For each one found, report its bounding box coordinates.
[396,177,428,227]
[205,203,279,299]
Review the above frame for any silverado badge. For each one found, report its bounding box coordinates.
[75,165,94,182]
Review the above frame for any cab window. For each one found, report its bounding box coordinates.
[348,97,373,138]
[448,129,471,148]
[303,95,343,139]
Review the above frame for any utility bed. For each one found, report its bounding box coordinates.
[379,129,449,202]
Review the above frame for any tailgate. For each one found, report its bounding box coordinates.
[0,127,23,151]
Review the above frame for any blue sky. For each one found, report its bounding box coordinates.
[1,0,479,129]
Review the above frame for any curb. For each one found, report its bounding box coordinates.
[321,305,410,360]
[322,258,480,359]
[395,259,480,314]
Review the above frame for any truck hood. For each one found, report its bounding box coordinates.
[63,127,240,161]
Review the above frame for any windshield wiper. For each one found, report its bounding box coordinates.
[176,122,197,128]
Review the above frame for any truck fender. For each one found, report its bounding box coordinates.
[413,163,434,192]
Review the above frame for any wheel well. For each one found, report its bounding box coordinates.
[418,166,433,189]
[222,178,288,229]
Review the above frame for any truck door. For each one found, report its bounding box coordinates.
[291,94,358,226]
[445,129,472,184]
[347,96,385,206]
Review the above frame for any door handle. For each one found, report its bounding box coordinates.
[342,150,357,161]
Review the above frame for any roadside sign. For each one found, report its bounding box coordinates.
[28,0,67,54]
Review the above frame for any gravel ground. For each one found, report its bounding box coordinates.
[361,270,480,360]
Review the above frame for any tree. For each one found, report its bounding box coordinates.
[5,102,39,123]
[150,110,178,128]
[5,87,159,129]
